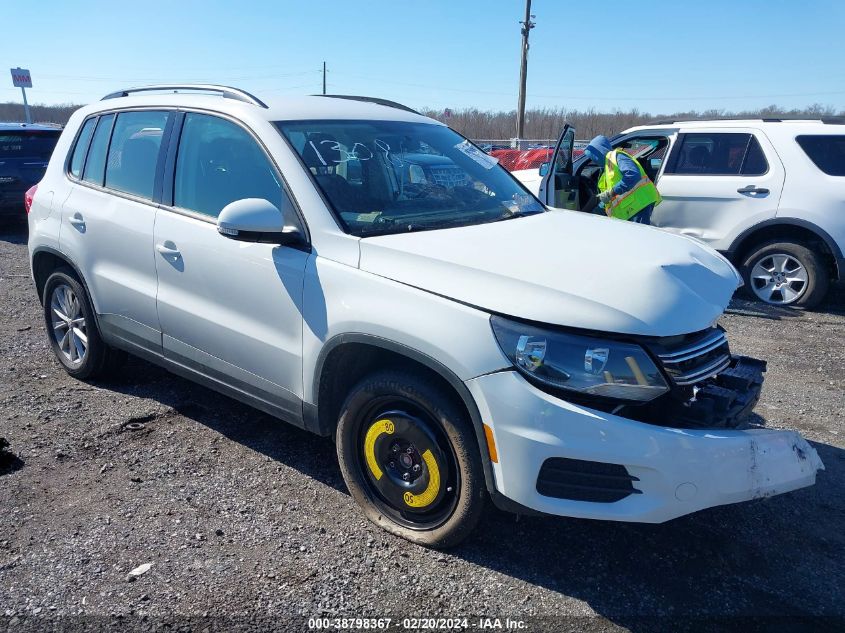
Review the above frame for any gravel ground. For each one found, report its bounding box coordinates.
[1,222,843,632]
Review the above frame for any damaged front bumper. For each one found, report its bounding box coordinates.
[467,370,825,523]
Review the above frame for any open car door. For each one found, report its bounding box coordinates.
[538,124,577,209]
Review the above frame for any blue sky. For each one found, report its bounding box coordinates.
[2,0,843,114]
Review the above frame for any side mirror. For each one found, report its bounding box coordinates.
[217,198,302,244]
[538,162,550,176]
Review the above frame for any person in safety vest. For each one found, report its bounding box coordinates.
[583,135,661,225]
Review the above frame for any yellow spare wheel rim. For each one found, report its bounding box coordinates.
[359,408,457,527]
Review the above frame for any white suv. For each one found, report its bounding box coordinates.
[26,86,823,547]
[533,119,845,307]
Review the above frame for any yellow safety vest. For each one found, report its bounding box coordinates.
[598,150,662,221]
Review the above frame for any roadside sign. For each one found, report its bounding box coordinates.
[10,68,33,124]
[10,68,32,88]
[444,108,452,119]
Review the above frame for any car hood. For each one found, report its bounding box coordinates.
[358,211,741,337]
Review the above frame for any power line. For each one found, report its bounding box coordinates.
[314,73,845,102]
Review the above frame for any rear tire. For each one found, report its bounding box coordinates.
[336,369,485,549]
[740,240,829,308]
[42,268,126,380]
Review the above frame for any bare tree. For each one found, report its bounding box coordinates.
[422,104,844,141]
[2,101,842,140]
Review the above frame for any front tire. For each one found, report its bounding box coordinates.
[336,370,485,548]
[42,268,126,379]
[740,240,829,308]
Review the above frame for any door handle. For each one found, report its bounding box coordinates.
[737,185,769,195]
[68,212,85,227]
[155,242,181,257]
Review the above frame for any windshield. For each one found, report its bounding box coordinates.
[0,130,60,159]
[276,120,543,236]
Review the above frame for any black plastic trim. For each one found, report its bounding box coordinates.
[315,94,419,114]
[159,110,183,207]
[536,457,641,503]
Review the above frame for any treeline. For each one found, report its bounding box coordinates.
[0,102,79,125]
[3,100,843,141]
[419,103,845,141]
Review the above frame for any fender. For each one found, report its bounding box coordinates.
[308,332,500,497]
[30,245,102,311]
[726,218,843,278]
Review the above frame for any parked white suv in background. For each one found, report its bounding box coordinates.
[26,86,823,547]
[532,118,845,307]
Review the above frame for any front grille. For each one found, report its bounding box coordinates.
[536,457,641,503]
[653,328,731,386]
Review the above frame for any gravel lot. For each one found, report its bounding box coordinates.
[1,222,843,632]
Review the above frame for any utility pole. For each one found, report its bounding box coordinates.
[516,0,535,147]
[322,61,327,95]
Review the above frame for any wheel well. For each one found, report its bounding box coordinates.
[316,343,468,439]
[31,250,80,304]
[732,224,837,278]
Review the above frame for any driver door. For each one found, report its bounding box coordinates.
[538,124,576,209]
[154,112,309,420]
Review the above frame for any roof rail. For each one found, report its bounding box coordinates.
[316,94,419,114]
[101,84,268,108]
[648,115,845,125]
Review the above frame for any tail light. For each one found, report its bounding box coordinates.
[24,184,38,214]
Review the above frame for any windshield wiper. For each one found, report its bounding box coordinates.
[491,208,544,222]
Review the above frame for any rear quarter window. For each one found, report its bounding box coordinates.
[69,118,97,178]
[82,114,115,186]
[796,135,845,176]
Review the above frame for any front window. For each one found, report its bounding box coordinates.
[276,120,542,236]
[665,133,768,176]
[175,113,284,218]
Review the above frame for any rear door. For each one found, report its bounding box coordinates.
[153,111,308,418]
[60,110,172,350]
[538,124,577,209]
[652,128,785,250]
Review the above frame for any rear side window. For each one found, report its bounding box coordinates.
[82,114,115,185]
[105,111,168,199]
[796,135,845,176]
[69,118,97,178]
[174,113,282,218]
[0,129,60,159]
[666,133,768,176]
[741,136,767,175]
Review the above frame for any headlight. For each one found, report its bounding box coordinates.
[491,316,669,403]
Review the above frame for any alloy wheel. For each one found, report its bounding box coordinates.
[750,253,808,305]
[49,283,88,365]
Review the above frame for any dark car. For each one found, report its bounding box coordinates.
[0,123,62,221]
